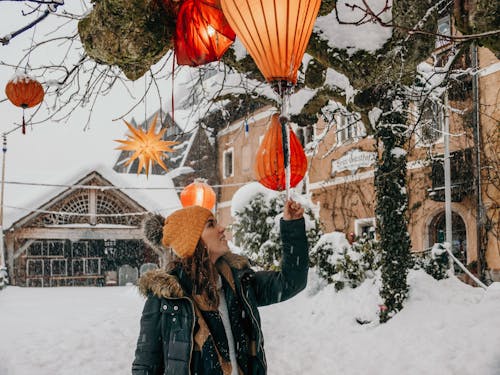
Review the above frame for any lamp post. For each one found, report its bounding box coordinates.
[0,135,8,289]
[443,93,453,273]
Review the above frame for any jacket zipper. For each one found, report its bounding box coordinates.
[239,284,267,371]
[168,297,196,375]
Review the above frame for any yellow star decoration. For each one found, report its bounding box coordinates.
[115,114,179,176]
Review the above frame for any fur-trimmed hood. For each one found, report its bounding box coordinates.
[138,253,251,298]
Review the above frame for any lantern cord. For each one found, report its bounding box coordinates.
[278,82,292,199]
[171,51,175,128]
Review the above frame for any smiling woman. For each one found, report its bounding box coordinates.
[133,199,308,375]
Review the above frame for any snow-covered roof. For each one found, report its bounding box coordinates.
[4,165,182,229]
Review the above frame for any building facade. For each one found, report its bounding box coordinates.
[4,169,180,287]
[215,46,499,282]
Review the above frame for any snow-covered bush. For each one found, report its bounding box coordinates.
[311,233,382,291]
[413,243,450,280]
[231,183,322,270]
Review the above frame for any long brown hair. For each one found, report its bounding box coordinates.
[169,240,220,308]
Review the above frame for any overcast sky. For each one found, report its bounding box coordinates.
[0,1,191,179]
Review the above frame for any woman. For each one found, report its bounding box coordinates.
[132,199,308,375]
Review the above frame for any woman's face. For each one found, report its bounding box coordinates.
[201,216,230,263]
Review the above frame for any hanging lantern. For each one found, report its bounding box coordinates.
[254,114,307,191]
[221,0,319,196]
[5,74,45,135]
[220,0,321,85]
[180,179,216,210]
[175,0,236,66]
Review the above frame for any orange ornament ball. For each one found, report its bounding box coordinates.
[180,179,216,210]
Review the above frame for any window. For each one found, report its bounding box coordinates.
[354,218,376,240]
[86,258,101,275]
[223,148,234,178]
[27,259,44,276]
[336,114,364,145]
[48,241,64,257]
[296,125,314,147]
[417,100,444,146]
[72,241,88,258]
[28,241,43,257]
[51,259,67,276]
[72,259,85,276]
[436,16,451,48]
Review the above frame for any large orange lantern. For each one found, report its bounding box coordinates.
[220,0,321,85]
[180,179,217,210]
[254,114,307,191]
[175,0,236,66]
[5,74,45,134]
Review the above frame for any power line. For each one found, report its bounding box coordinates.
[3,180,250,190]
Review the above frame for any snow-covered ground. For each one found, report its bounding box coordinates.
[1,270,499,375]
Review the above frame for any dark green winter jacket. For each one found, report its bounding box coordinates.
[132,218,308,375]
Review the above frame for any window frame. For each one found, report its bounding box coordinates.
[223,147,234,179]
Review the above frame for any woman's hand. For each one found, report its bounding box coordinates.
[283,199,304,221]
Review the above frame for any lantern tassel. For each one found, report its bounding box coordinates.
[22,112,26,135]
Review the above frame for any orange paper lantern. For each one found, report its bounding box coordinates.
[5,74,44,134]
[220,0,321,84]
[5,75,44,109]
[180,179,217,210]
[254,114,307,191]
[175,0,236,66]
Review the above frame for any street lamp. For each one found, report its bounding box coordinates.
[0,135,8,289]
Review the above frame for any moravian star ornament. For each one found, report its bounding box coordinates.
[115,114,178,176]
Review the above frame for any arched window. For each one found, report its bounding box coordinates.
[429,211,467,271]
[37,191,90,225]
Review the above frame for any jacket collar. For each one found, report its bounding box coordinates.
[138,253,250,299]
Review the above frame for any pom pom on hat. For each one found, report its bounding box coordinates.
[142,214,166,253]
[162,206,213,259]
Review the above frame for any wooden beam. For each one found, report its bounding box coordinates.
[14,227,143,241]
[13,239,34,259]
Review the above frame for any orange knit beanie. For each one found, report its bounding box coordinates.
[162,206,213,258]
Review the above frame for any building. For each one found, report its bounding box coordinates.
[4,167,181,287]
[215,47,499,281]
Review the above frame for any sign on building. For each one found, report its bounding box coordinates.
[331,149,377,175]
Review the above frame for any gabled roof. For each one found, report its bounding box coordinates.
[4,165,182,230]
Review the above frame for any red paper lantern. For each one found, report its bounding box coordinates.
[175,0,236,66]
[5,74,45,134]
[180,179,217,210]
[254,114,307,191]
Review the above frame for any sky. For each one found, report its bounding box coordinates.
[0,1,194,178]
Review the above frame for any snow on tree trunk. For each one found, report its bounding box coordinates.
[374,86,413,323]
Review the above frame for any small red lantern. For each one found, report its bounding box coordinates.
[175,0,236,66]
[180,179,217,210]
[254,114,307,191]
[5,74,45,134]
